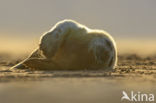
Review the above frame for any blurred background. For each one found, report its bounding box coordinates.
[0,0,155,56]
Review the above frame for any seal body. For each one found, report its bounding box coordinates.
[12,20,117,70]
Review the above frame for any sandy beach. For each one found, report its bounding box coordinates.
[0,54,156,103]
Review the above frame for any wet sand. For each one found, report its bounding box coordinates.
[0,54,156,103]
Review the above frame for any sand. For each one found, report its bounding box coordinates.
[0,54,156,103]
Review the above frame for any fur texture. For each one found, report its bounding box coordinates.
[11,20,117,70]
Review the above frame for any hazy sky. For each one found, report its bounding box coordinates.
[0,0,156,55]
[0,0,155,39]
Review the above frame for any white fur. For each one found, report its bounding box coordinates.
[12,19,117,70]
[40,19,117,69]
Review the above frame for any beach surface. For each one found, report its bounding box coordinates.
[0,54,156,103]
